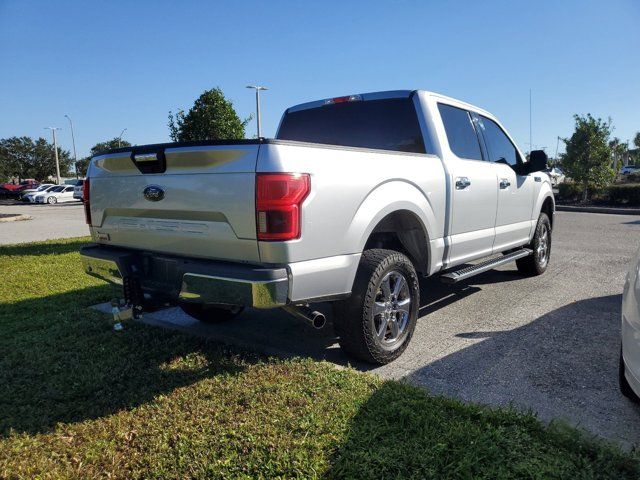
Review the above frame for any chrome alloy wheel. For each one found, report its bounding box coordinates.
[372,270,411,345]
[537,224,549,268]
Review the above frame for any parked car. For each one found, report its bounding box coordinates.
[621,166,640,175]
[35,185,75,204]
[620,246,640,403]
[20,184,55,201]
[22,185,60,203]
[0,179,39,192]
[545,167,565,186]
[0,180,40,199]
[73,179,85,201]
[80,89,554,364]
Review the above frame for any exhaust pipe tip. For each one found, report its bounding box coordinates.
[310,311,326,329]
[283,305,326,329]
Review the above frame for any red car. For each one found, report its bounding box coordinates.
[1,180,39,191]
[0,180,39,199]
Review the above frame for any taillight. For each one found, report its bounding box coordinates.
[83,178,91,225]
[256,173,310,241]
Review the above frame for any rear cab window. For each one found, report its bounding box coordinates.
[437,103,483,161]
[276,98,426,153]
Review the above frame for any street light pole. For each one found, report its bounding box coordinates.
[246,85,268,138]
[64,115,78,178]
[44,127,62,185]
[118,128,127,147]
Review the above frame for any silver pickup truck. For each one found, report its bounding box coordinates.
[81,90,554,364]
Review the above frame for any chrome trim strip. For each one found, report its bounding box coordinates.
[179,272,288,309]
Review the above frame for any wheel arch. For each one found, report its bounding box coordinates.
[362,210,430,275]
[540,195,555,229]
[347,181,437,276]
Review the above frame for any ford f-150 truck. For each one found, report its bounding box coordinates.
[80,90,554,364]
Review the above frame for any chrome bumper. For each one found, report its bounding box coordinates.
[178,273,287,308]
[80,245,289,309]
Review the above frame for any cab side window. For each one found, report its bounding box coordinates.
[479,116,520,167]
[438,103,483,161]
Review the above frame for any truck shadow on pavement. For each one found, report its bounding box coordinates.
[140,269,543,371]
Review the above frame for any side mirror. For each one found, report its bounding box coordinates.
[528,150,548,173]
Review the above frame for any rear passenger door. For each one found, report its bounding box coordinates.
[437,103,498,267]
[475,115,536,252]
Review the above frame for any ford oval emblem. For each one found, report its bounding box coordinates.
[143,185,165,202]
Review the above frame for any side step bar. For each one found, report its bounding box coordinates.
[440,248,532,284]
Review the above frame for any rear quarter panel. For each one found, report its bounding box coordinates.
[256,142,446,266]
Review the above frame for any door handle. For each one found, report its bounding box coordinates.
[499,179,511,189]
[455,177,471,190]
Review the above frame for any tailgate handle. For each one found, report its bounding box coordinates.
[134,153,158,163]
[130,147,166,174]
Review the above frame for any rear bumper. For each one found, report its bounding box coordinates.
[80,244,288,308]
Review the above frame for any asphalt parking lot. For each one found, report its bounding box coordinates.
[94,211,640,448]
[0,201,87,245]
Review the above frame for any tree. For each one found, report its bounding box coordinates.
[0,136,72,182]
[75,138,132,177]
[168,87,250,142]
[634,132,640,150]
[561,114,615,202]
[609,137,629,172]
[89,138,132,156]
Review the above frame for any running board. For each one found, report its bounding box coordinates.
[440,248,532,284]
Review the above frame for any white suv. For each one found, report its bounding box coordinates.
[73,179,85,201]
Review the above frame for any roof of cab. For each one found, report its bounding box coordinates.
[286,89,492,118]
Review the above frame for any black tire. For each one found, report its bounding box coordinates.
[179,302,244,324]
[619,346,640,403]
[333,249,420,365]
[517,212,551,276]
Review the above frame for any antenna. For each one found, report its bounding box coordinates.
[529,89,532,154]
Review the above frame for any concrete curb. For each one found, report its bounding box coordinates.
[556,205,640,215]
[0,213,32,222]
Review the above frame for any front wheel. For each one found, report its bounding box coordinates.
[333,249,420,365]
[517,212,551,276]
[47,196,57,204]
[179,302,244,324]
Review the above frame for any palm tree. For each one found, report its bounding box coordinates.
[609,137,629,172]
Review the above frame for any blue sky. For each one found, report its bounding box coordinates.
[1,0,638,159]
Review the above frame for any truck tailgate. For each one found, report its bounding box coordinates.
[87,142,260,263]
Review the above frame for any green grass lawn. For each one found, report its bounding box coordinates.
[0,238,638,479]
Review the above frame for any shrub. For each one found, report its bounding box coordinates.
[557,182,606,202]
[608,184,640,205]
[558,182,582,201]
[624,173,640,183]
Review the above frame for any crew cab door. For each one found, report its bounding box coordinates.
[475,114,536,252]
[437,103,498,266]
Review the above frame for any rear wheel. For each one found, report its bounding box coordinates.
[517,212,551,276]
[333,249,420,364]
[179,302,244,324]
